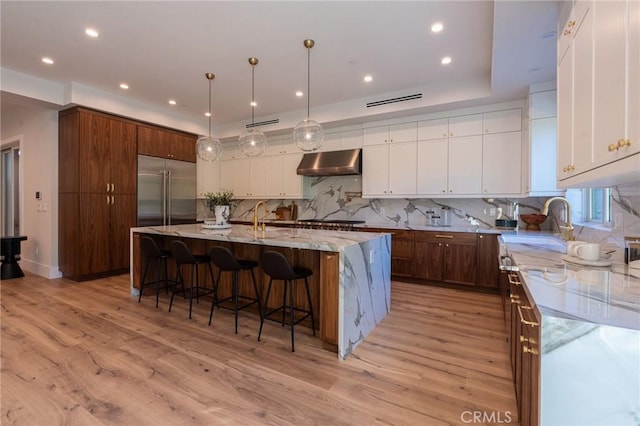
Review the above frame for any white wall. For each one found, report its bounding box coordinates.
[1,104,60,278]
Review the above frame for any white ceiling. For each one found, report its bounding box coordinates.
[1,1,559,136]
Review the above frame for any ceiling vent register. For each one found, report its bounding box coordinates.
[245,118,280,128]
[366,93,422,108]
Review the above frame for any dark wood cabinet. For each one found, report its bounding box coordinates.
[138,125,197,162]
[414,232,477,286]
[59,107,138,280]
[508,272,540,426]
[390,230,414,278]
[476,234,500,289]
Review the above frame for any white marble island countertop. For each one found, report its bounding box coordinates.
[501,234,640,330]
[133,223,390,252]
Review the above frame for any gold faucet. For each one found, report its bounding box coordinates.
[253,200,269,232]
[541,196,574,241]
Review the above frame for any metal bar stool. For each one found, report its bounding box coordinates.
[169,240,216,319]
[208,246,262,333]
[138,236,173,308]
[258,250,316,352]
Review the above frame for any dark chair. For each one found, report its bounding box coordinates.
[208,246,262,333]
[138,236,173,308]
[258,250,315,352]
[169,240,216,319]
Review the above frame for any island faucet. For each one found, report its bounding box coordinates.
[541,196,574,241]
[253,200,269,232]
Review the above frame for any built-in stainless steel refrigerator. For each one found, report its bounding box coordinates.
[137,155,196,226]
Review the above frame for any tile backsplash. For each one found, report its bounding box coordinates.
[197,176,639,249]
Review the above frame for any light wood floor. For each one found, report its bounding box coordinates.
[1,273,517,425]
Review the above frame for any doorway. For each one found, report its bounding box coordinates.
[1,142,21,236]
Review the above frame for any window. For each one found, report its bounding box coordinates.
[584,188,612,224]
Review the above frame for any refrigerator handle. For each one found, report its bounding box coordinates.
[167,170,172,226]
[162,170,168,226]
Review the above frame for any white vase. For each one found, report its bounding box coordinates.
[214,205,230,226]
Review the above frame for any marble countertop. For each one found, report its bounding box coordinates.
[501,234,640,330]
[132,223,388,252]
[228,218,500,234]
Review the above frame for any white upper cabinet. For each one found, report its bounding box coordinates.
[482,109,522,134]
[196,157,220,197]
[448,113,483,137]
[482,132,522,195]
[363,122,417,145]
[418,118,449,141]
[319,129,363,151]
[448,135,483,195]
[362,141,418,197]
[557,0,640,187]
[362,144,389,196]
[416,138,449,194]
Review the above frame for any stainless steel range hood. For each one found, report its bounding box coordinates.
[296,148,362,176]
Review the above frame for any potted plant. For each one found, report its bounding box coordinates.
[204,189,234,226]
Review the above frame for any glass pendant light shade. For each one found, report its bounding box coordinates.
[197,135,223,161]
[239,128,267,157]
[294,39,324,152]
[197,72,223,162]
[240,57,267,157]
[293,118,324,152]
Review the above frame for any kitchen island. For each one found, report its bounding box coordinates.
[130,224,391,359]
[501,234,640,425]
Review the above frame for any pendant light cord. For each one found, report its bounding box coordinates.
[306,46,311,120]
[251,64,255,125]
[208,79,212,137]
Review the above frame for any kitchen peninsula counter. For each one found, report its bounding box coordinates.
[501,236,640,425]
[130,224,391,359]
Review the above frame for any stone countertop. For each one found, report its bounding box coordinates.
[501,235,640,331]
[132,223,388,253]
[228,219,501,234]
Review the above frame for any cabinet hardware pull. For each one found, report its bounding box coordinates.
[510,296,521,304]
[111,196,115,205]
[106,195,110,204]
[522,346,539,355]
[568,20,576,28]
[518,305,539,326]
[479,235,483,239]
[520,336,537,344]
[111,183,115,192]
[435,234,453,239]
[106,183,110,192]
[609,143,619,152]
[618,139,631,148]
[507,274,521,285]
[563,29,571,36]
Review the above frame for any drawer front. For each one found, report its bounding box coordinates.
[414,231,477,244]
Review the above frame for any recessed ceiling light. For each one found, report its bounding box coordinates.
[295,91,303,97]
[431,22,444,33]
[364,75,373,82]
[85,28,99,38]
[41,57,54,65]
[168,100,177,105]
[119,83,129,90]
[205,112,211,117]
[250,101,257,107]
[441,56,452,65]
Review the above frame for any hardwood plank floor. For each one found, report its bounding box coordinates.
[1,273,517,425]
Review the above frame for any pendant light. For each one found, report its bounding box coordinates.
[239,57,267,157]
[196,72,223,162]
[294,39,324,152]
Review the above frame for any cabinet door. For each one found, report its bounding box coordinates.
[482,132,522,195]
[79,112,111,194]
[557,42,574,179]
[629,0,640,156]
[265,155,284,197]
[281,152,303,198]
[341,129,363,149]
[572,3,594,173]
[110,194,137,270]
[234,157,252,197]
[137,126,168,159]
[78,193,111,275]
[418,118,449,141]
[388,142,417,195]
[110,120,138,195]
[476,234,499,289]
[443,240,476,286]
[448,113,482,137]
[389,122,417,143]
[363,126,389,145]
[413,239,444,281]
[219,159,235,192]
[530,117,559,194]
[390,231,414,278]
[362,144,389,196]
[448,135,482,195]
[170,133,196,162]
[196,157,220,197]
[319,133,342,152]
[417,139,448,195]
[483,109,522,134]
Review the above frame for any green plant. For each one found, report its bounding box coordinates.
[204,189,234,208]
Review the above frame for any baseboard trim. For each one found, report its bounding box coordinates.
[20,258,63,279]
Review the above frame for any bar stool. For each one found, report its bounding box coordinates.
[208,246,262,334]
[169,240,216,319]
[138,236,172,308]
[258,251,316,352]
